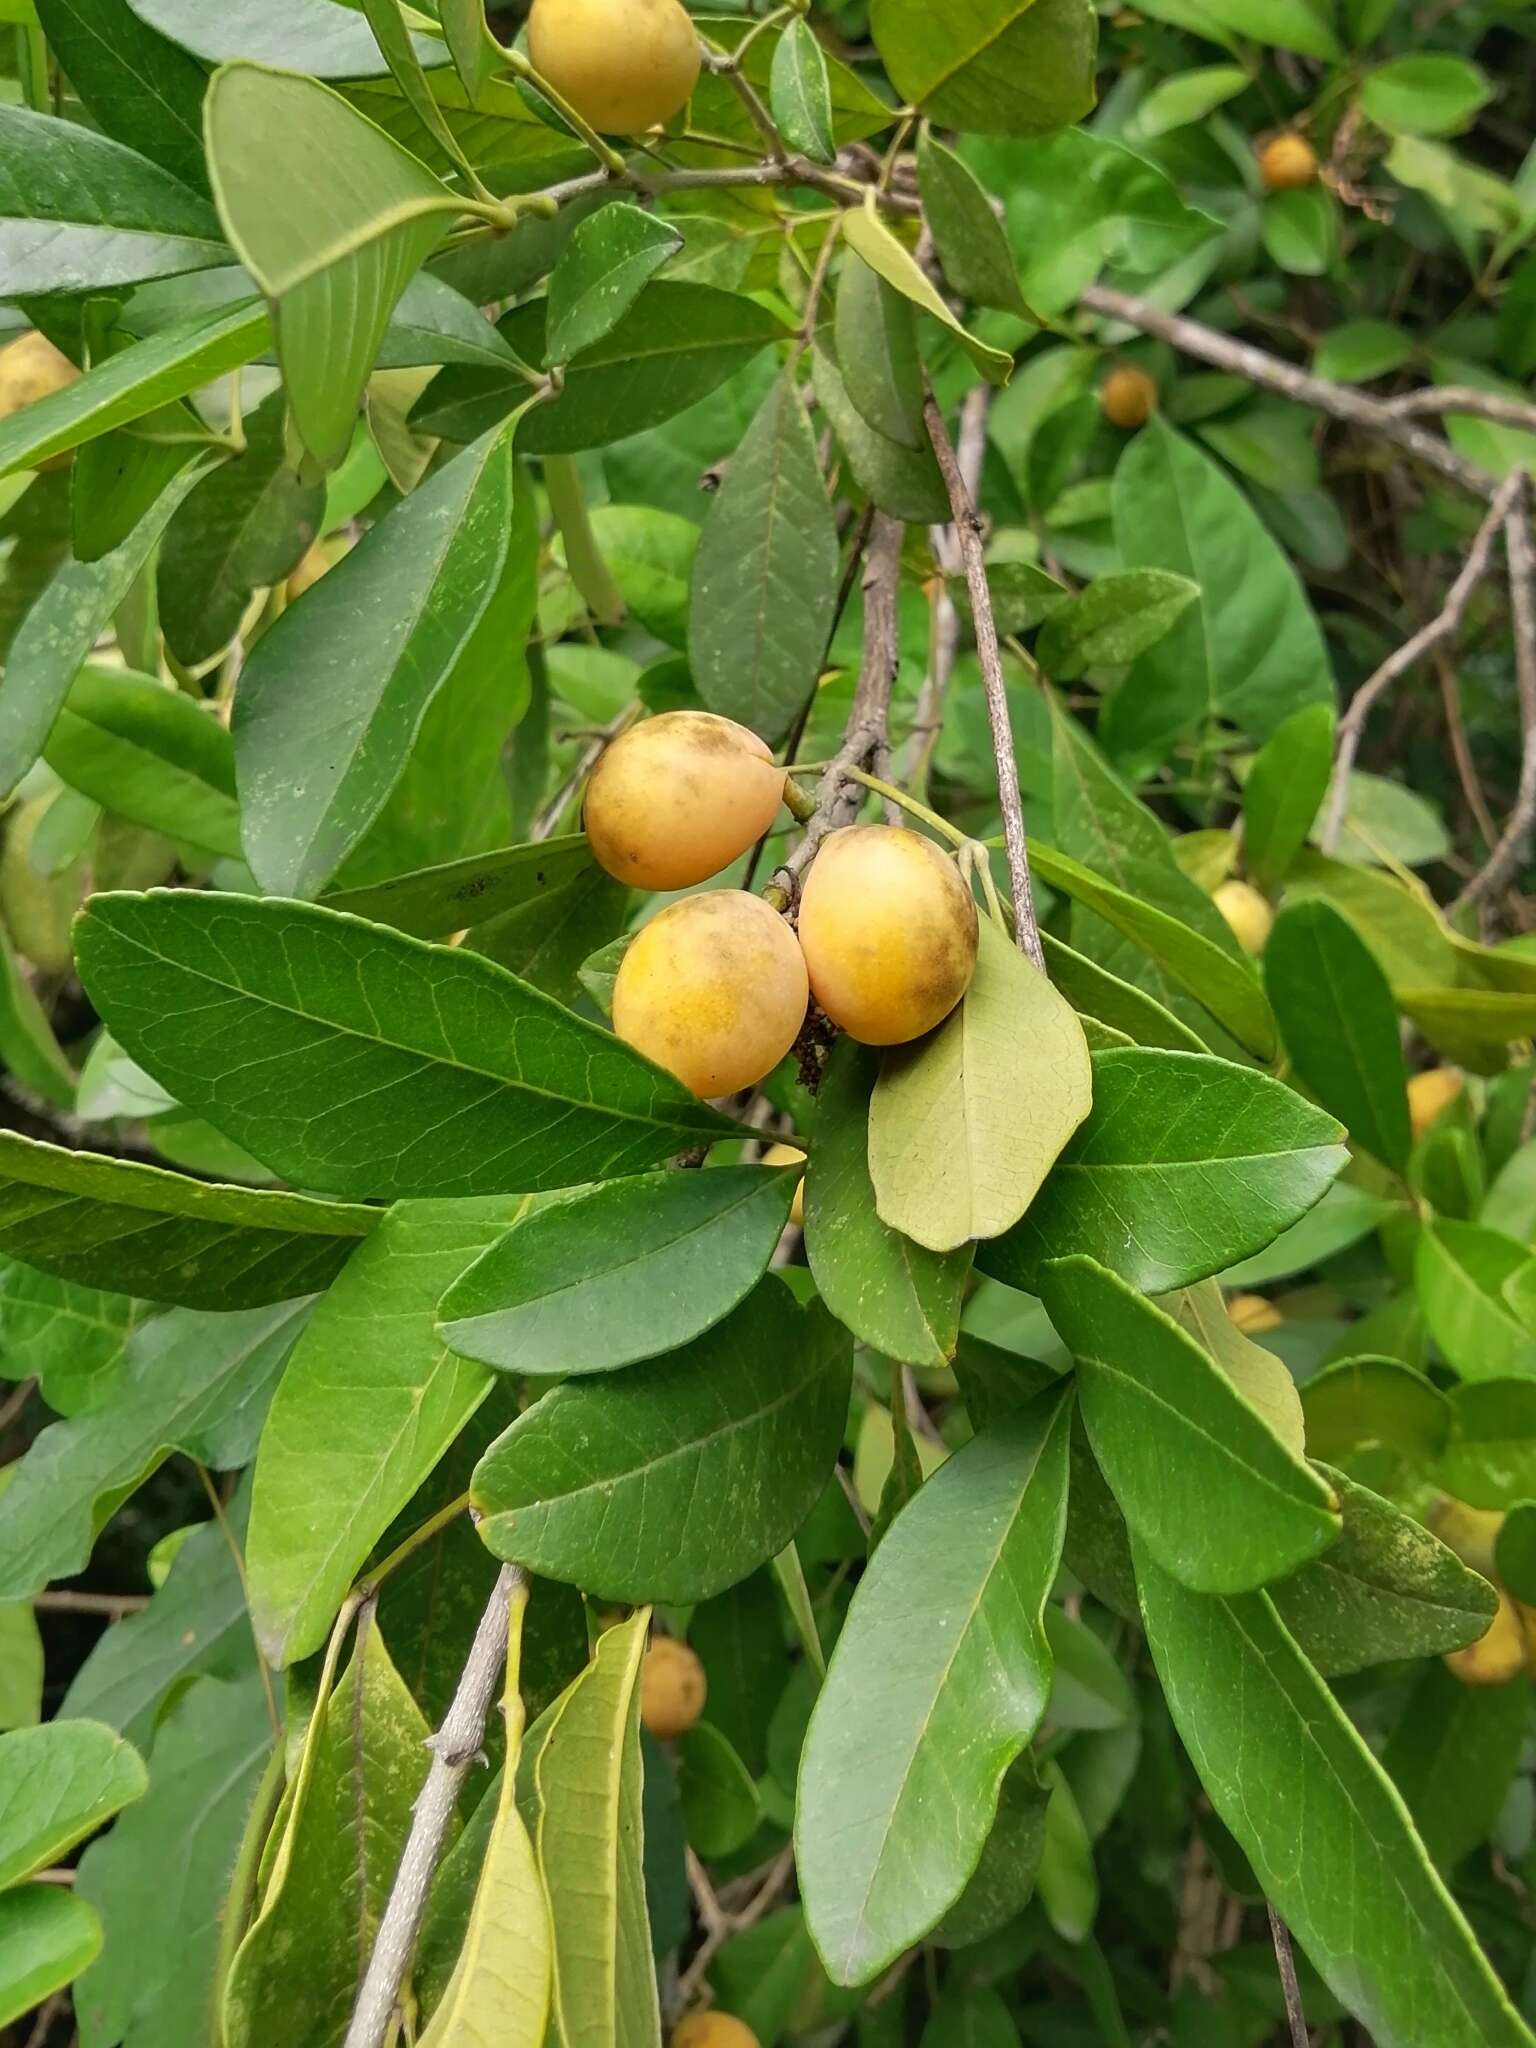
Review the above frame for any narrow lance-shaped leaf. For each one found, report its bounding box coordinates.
[841,194,1013,385]
[770,18,836,163]
[917,126,1031,317]
[545,203,683,367]
[798,1385,1074,1988]
[836,250,924,449]
[321,834,595,940]
[1244,701,1335,890]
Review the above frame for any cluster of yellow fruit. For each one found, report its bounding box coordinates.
[587,712,979,1098]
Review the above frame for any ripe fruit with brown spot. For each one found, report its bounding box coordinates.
[1408,1065,1462,1140]
[1100,365,1157,430]
[1227,1292,1283,1335]
[671,2015,761,2048]
[528,0,701,135]
[762,1141,805,1227]
[641,1636,707,1739]
[585,711,787,892]
[1259,133,1318,191]
[1445,1587,1527,1687]
[797,826,977,1047]
[1213,878,1274,957]
[613,890,808,1096]
[0,330,79,469]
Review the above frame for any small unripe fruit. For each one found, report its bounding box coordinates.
[797,826,977,1047]
[1408,1066,1462,1140]
[1445,1587,1527,1687]
[528,0,701,135]
[585,712,787,892]
[1100,365,1157,430]
[641,1636,707,1739]
[1213,878,1274,957]
[1259,133,1318,191]
[762,1141,805,1227]
[0,330,79,470]
[671,2016,761,2048]
[613,891,807,1097]
[1227,1292,1283,1335]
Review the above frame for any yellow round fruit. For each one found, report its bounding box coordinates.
[671,2015,761,2048]
[0,330,79,470]
[1100,365,1158,430]
[796,826,978,1047]
[1408,1065,1462,1140]
[612,891,808,1097]
[1445,1588,1527,1687]
[762,1141,805,1228]
[1259,132,1318,191]
[1212,878,1274,957]
[528,0,701,135]
[641,1637,707,1740]
[1227,1292,1283,1335]
[1432,1500,1504,1578]
[585,711,787,892]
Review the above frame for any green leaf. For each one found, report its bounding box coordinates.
[1265,897,1411,1173]
[524,1610,660,2048]
[44,665,242,859]
[234,425,530,897]
[1137,1551,1532,2048]
[869,918,1093,1253]
[1397,984,1536,1052]
[1438,1380,1536,1507]
[870,0,1097,136]
[470,861,629,1012]
[1045,1607,1132,1729]
[769,19,835,165]
[546,203,683,367]
[798,1386,1073,1988]
[1262,186,1338,277]
[0,457,206,799]
[0,1886,101,2027]
[1197,0,1339,56]
[918,127,1030,319]
[1126,63,1249,139]
[246,1198,528,1667]
[811,344,951,524]
[1363,55,1493,138]
[1244,701,1335,890]
[438,1168,796,1380]
[922,1985,1023,2046]
[677,1722,761,1859]
[979,1048,1347,1295]
[0,302,267,479]
[929,1755,1049,1950]
[205,62,453,467]
[0,1605,42,1732]
[1496,1502,1536,1601]
[416,285,788,454]
[0,1721,147,1887]
[358,0,480,191]
[418,1580,551,2047]
[1385,1657,1526,1874]
[0,921,75,1109]
[1416,1220,1536,1382]
[805,1038,970,1369]
[76,1674,273,2048]
[224,1625,432,2048]
[1040,933,1210,1054]
[1164,1280,1306,1457]
[321,833,595,940]
[689,367,839,744]
[1326,771,1450,870]
[0,104,227,294]
[1107,417,1334,752]
[837,249,925,450]
[74,891,737,1201]
[841,198,1013,386]
[157,388,325,665]
[1312,318,1415,384]
[0,1300,306,1601]
[0,1128,375,1308]
[1039,1256,1338,1592]
[0,1265,147,1419]
[1301,1355,1452,1470]
[126,0,442,73]
[472,1284,851,1604]
[1036,568,1199,681]
[33,0,207,189]
[575,505,696,648]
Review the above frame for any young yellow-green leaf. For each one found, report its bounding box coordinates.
[769,18,835,163]
[546,203,684,367]
[525,1610,661,2048]
[689,367,839,743]
[841,197,1013,385]
[798,1385,1073,1988]
[1163,1280,1305,1453]
[472,1284,852,1603]
[1040,1256,1339,1592]
[1362,55,1493,139]
[979,1048,1346,1295]
[438,1167,796,1380]
[917,127,1030,319]
[224,1626,432,2048]
[836,250,924,449]
[418,1581,550,2047]
[0,1722,147,1888]
[870,0,1097,137]
[1036,568,1199,681]
[73,891,738,1201]
[869,917,1092,1253]
[0,1886,102,2027]
[205,63,453,467]
[1416,1220,1536,1382]
[1244,701,1335,890]
[805,1038,971,1369]
[1136,1548,1535,2048]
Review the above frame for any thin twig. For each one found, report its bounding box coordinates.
[676,1844,796,2008]
[1268,1905,1310,2048]
[923,390,1045,969]
[1458,481,1536,908]
[1321,471,1526,850]
[0,1376,35,1435]
[1383,387,1536,435]
[343,1564,524,2048]
[1435,645,1500,855]
[1080,284,1497,500]
[22,1990,66,2048]
[906,385,990,793]
[34,1590,150,1615]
